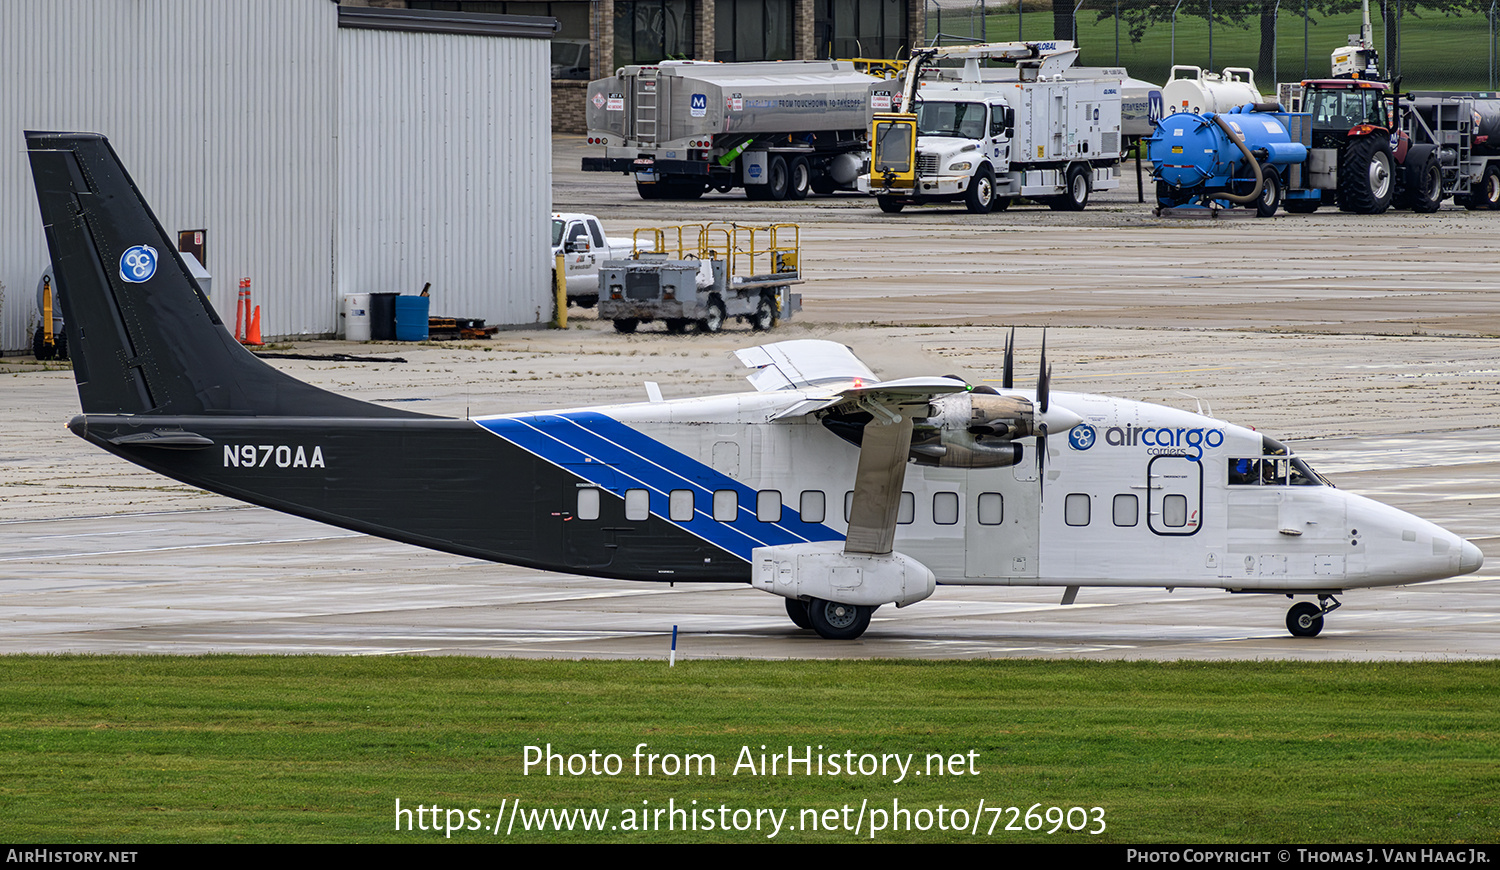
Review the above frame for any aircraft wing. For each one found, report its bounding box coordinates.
[740,341,969,556]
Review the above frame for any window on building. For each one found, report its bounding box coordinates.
[715,0,793,61]
[410,2,593,78]
[815,0,907,60]
[615,0,696,66]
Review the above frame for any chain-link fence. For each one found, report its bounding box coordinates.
[925,0,1500,91]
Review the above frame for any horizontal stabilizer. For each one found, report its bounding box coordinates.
[736,339,878,392]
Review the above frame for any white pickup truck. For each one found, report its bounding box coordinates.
[552,213,632,307]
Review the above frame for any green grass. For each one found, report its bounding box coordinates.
[928,7,1499,91]
[2,656,1498,843]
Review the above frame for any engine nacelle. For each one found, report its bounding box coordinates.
[751,542,936,607]
[909,390,1031,468]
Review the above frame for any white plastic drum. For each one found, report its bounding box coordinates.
[343,293,372,341]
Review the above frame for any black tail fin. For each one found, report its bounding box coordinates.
[25,132,422,419]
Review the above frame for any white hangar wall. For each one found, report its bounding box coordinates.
[0,1,555,355]
[337,18,553,328]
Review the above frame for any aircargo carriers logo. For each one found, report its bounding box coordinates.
[1070,424,1224,460]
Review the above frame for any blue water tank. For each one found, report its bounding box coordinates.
[1148,106,1307,189]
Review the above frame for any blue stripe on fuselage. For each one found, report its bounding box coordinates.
[477,411,844,561]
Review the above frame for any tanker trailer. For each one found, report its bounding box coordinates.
[1147,104,1310,216]
[1405,93,1500,210]
[583,60,879,201]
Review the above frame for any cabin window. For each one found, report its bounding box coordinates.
[625,488,650,521]
[1113,494,1138,527]
[977,492,1003,525]
[757,490,782,522]
[933,492,959,525]
[1065,493,1091,526]
[577,487,600,521]
[898,492,914,524]
[800,490,826,523]
[714,490,738,521]
[844,491,854,521]
[670,489,694,522]
[1162,494,1188,527]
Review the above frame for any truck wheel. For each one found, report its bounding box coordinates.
[992,196,1012,212]
[1255,164,1282,218]
[1479,164,1500,209]
[1407,152,1444,213]
[788,158,811,201]
[766,156,790,201]
[1337,136,1394,214]
[965,167,995,213]
[750,294,778,331]
[1285,199,1319,214]
[876,196,905,213]
[1050,165,1090,211]
[810,174,837,195]
[635,181,663,201]
[699,298,727,334]
[613,318,639,334]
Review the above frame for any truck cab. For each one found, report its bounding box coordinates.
[551,213,632,308]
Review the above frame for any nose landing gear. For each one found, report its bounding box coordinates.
[1286,595,1342,638]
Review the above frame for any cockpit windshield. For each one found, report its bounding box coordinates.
[916,101,988,139]
[1226,436,1332,487]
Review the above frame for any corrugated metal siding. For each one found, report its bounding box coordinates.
[337,27,552,328]
[0,0,338,352]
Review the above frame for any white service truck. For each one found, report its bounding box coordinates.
[861,41,1123,213]
[582,60,879,201]
[552,212,632,308]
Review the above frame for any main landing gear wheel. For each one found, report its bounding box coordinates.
[807,598,872,640]
[1286,601,1325,638]
[785,598,813,630]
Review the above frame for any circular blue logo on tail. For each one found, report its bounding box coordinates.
[1068,424,1096,451]
[119,245,158,283]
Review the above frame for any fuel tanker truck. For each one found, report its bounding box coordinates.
[582,60,879,200]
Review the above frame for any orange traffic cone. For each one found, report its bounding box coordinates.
[246,305,263,346]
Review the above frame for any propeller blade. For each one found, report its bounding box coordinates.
[1038,332,1050,415]
[1002,327,1015,390]
[1035,422,1048,500]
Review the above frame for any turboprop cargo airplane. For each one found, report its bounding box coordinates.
[26,131,1483,640]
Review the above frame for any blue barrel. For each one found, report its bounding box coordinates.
[394,295,430,341]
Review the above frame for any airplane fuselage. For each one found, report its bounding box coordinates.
[75,387,1477,595]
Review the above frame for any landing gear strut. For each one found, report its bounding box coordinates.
[1285,595,1341,638]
